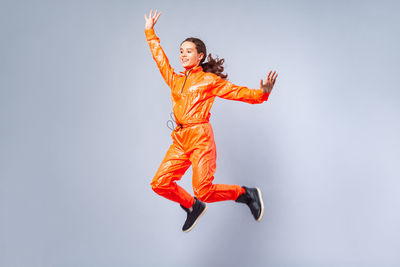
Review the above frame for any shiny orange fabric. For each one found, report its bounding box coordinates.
[146,28,270,208]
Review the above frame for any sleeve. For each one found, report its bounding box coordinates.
[145,28,177,89]
[211,75,270,104]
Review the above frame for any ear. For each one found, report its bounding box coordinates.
[199,52,204,62]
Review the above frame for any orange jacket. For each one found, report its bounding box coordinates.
[145,28,270,126]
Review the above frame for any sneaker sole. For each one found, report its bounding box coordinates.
[183,205,208,233]
[256,188,264,222]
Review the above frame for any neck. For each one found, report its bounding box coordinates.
[185,65,199,71]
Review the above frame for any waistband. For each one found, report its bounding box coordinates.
[175,121,209,130]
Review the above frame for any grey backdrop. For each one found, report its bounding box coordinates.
[1,0,399,266]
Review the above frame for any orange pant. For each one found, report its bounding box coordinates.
[151,123,245,209]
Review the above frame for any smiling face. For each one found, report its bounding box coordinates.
[180,41,204,70]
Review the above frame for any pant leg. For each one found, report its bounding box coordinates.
[151,142,194,209]
[189,124,245,203]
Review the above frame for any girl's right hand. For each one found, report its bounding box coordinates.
[144,10,162,30]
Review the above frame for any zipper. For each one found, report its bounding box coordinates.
[180,69,192,94]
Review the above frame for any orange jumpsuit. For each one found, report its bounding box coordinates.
[146,28,271,209]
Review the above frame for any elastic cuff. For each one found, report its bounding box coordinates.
[239,186,246,196]
[182,197,195,209]
[145,28,158,41]
[261,91,271,102]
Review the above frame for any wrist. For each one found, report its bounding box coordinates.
[145,28,157,41]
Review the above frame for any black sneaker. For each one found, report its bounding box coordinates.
[235,186,264,221]
[180,198,207,233]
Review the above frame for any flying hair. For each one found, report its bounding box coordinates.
[182,37,228,79]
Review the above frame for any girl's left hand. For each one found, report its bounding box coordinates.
[260,70,278,94]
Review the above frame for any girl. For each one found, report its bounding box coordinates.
[144,10,277,233]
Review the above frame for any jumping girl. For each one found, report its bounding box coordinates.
[144,10,278,232]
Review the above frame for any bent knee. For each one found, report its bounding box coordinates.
[150,181,158,193]
[150,179,164,193]
[150,177,163,191]
[150,176,174,194]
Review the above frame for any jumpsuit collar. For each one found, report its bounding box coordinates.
[180,65,203,76]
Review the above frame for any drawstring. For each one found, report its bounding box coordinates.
[166,112,184,131]
[166,112,176,131]
[166,112,207,131]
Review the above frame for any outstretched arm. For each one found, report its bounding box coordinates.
[144,10,177,89]
[212,70,278,104]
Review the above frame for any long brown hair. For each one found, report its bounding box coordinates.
[182,37,228,79]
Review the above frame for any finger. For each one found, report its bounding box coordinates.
[154,9,158,19]
[149,9,153,18]
[267,70,272,80]
[154,9,160,19]
[155,11,162,22]
[271,71,276,81]
[274,73,278,84]
[260,79,263,88]
[273,71,278,80]
[144,13,147,20]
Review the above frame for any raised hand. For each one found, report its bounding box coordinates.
[144,9,162,30]
[260,70,278,94]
